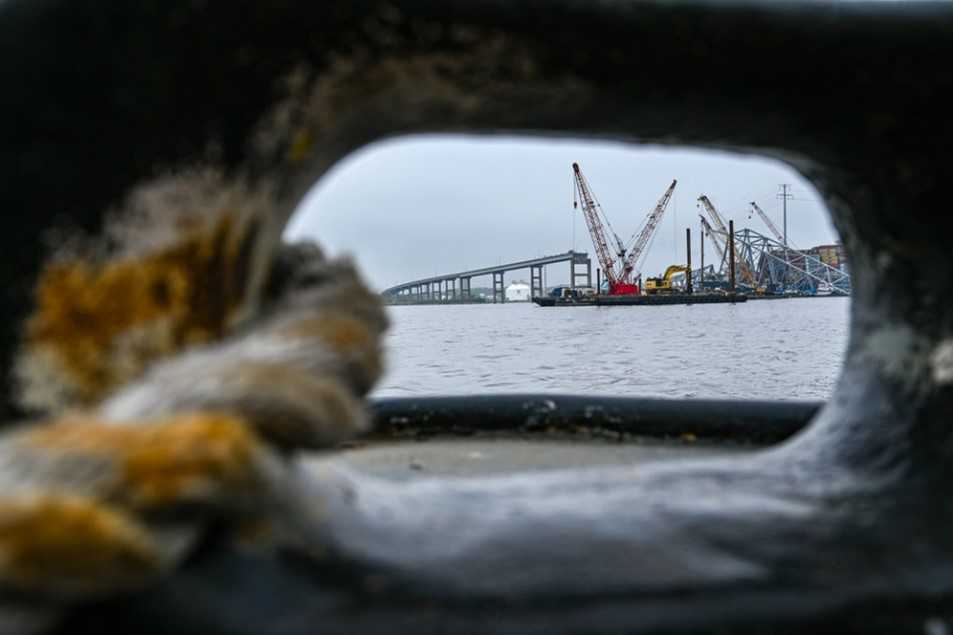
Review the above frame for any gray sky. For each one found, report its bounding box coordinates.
[286,135,839,291]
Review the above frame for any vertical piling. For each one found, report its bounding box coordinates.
[686,228,693,295]
[728,219,737,294]
[596,268,601,295]
[699,221,705,292]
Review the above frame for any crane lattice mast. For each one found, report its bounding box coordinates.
[572,162,619,284]
[697,195,730,236]
[619,179,678,281]
[749,201,786,244]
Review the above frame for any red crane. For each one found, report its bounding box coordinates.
[618,178,678,284]
[571,162,677,295]
[571,162,627,292]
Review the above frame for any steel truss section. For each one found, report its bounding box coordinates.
[709,227,851,295]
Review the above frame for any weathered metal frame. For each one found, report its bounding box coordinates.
[1,0,952,632]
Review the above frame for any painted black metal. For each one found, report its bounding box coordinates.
[1,0,952,633]
[686,228,693,295]
[729,220,737,292]
[370,394,817,443]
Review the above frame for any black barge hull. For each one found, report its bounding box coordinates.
[533,293,747,307]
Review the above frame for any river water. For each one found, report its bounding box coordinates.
[374,297,850,401]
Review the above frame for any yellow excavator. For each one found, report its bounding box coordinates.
[644,265,690,294]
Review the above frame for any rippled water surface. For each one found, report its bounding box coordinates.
[375,298,850,401]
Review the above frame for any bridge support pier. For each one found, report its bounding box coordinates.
[571,256,591,290]
[530,266,544,299]
[492,271,505,303]
[460,277,471,299]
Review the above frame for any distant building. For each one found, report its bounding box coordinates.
[505,281,531,302]
[812,244,846,268]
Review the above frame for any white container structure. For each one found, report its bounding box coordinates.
[505,282,531,302]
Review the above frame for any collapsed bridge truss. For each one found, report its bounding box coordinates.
[706,227,851,295]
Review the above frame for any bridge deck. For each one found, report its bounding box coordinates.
[382,250,590,296]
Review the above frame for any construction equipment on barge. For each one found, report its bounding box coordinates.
[644,265,691,294]
[571,162,677,295]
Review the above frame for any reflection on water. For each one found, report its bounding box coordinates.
[375,298,849,401]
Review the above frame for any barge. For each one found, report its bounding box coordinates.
[533,293,747,307]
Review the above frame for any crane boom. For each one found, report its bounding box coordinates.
[697,195,756,284]
[699,215,726,262]
[749,201,784,243]
[572,162,618,284]
[697,195,729,235]
[619,179,678,281]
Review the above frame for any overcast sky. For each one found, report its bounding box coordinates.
[285,135,839,291]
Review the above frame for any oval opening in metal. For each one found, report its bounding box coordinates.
[287,135,848,403]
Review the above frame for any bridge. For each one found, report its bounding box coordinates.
[705,227,852,295]
[382,251,592,303]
